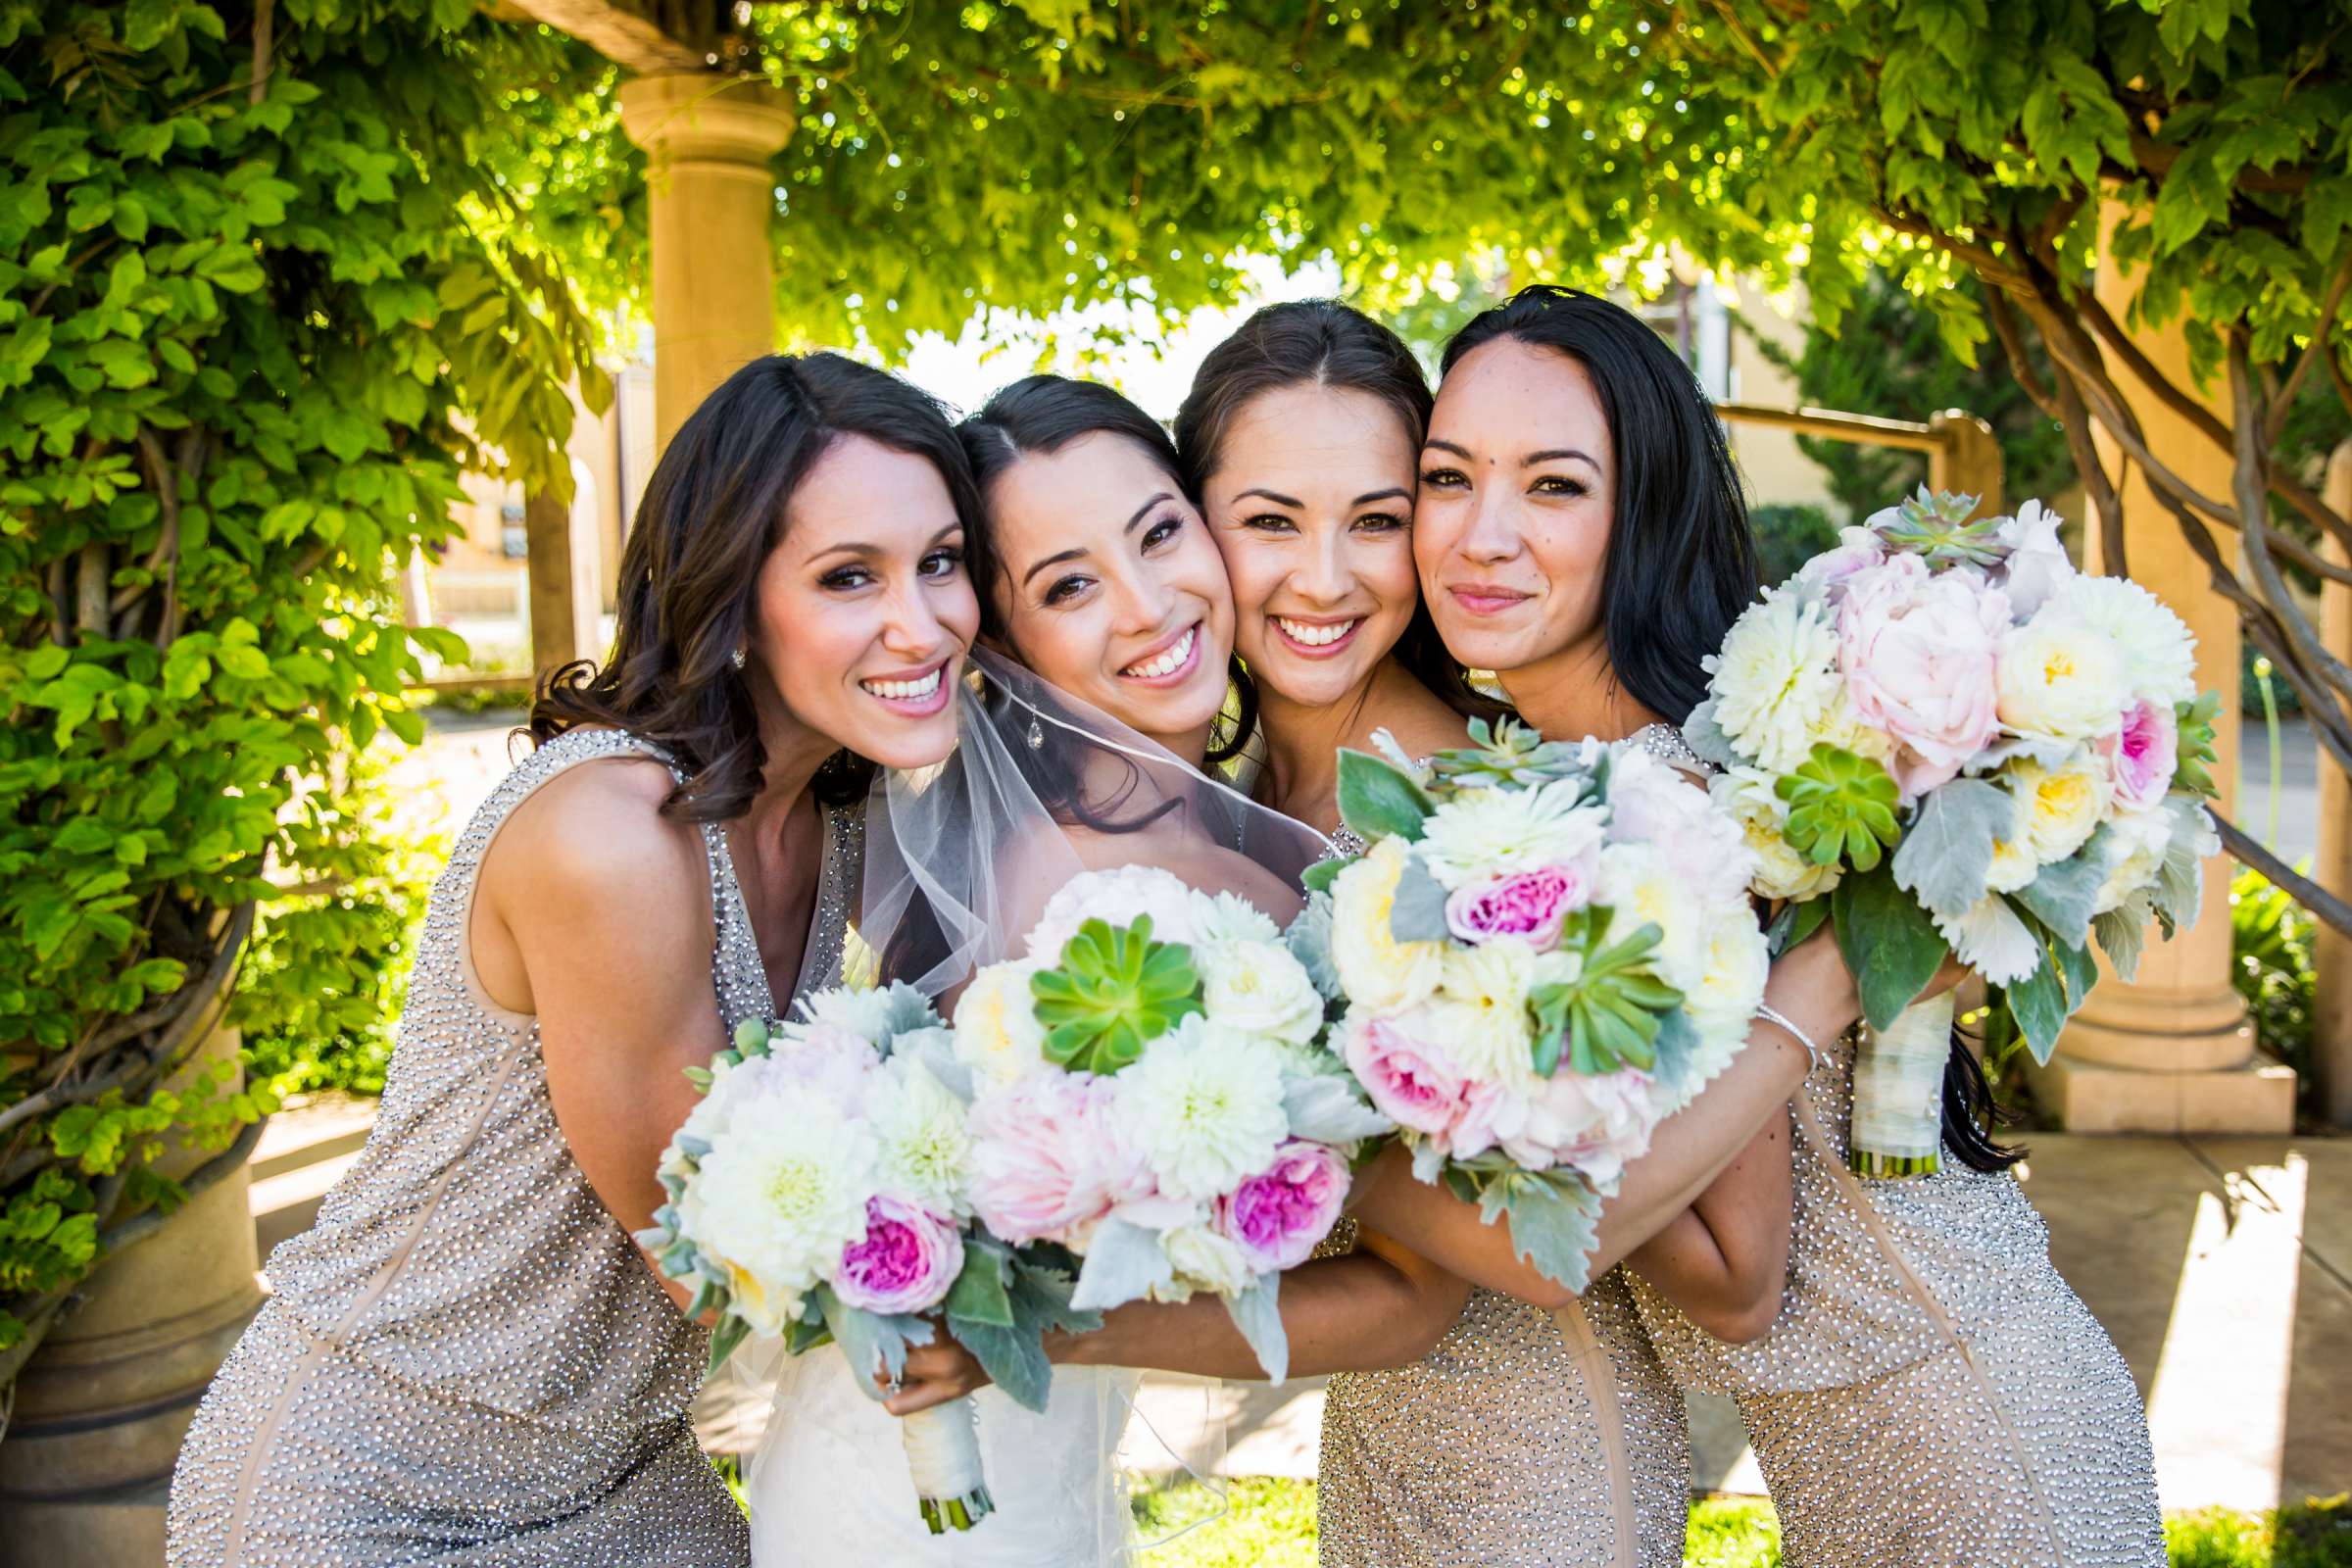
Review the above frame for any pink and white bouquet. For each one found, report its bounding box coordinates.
[641,984,1095,1536]
[1296,722,1770,1291]
[1686,489,2222,1175]
[950,866,1388,1382]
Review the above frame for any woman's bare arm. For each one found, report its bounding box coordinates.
[479,759,733,1317]
[1623,1108,1794,1343]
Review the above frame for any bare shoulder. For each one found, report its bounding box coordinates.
[486,751,710,938]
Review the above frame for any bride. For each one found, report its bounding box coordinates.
[742,647,1332,1565]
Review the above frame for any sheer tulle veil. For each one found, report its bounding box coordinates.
[741,649,1330,1565]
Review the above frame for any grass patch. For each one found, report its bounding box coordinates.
[1125,1481,2352,1567]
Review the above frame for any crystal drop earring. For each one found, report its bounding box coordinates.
[730,645,747,670]
[1027,716,1045,750]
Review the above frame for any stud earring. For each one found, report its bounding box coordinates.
[1027,716,1045,750]
[730,645,747,670]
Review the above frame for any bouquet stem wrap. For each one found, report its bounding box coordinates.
[905,1396,994,1534]
[1848,991,1952,1179]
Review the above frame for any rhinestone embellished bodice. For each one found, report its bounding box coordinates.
[1626,1033,2164,1565]
[169,726,860,1565]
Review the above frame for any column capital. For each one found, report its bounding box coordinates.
[617,74,794,166]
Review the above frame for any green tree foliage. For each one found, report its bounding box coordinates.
[0,0,607,1396]
[1740,271,2075,524]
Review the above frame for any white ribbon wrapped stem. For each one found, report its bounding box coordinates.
[903,1395,995,1534]
[1848,991,1952,1180]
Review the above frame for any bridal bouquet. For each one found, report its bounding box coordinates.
[1687,489,2221,1176]
[1296,723,1769,1291]
[950,866,1389,1383]
[639,984,1097,1535]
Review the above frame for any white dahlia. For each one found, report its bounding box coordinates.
[1189,889,1283,948]
[1437,939,1541,1089]
[2052,573,2198,708]
[681,1102,877,1334]
[1111,1015,1289,1202]
[1416,777,1608,891]
[867,1056,974,1218]
[1704,588,1847,773]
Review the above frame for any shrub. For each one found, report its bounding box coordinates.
[0,0,612,1406]
[1747,503,1839,590]
[2230,868,2318,1117]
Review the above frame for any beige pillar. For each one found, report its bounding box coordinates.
[2023,231,2292,1132]
[616,74,793,455]
[2316,443,2352,1126]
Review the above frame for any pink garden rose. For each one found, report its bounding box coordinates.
[1838,554,2010,798]
[1212,1140,1351,1272]
[1341,1012,1474,1139]
[2098,697,2179,812]
[1477,1066,1659,1190]
[1444,860,1594,951]
[833,1195,963,1316]
[967,1072,1149,1247]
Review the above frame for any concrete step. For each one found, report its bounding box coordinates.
[248,1094,376,1256]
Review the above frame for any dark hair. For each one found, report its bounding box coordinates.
[1438,284,1758,725]
[957,374,1256,767]
[1944,1021,2026,1174]
[1173,299,1508,727]
[531,353,979,820]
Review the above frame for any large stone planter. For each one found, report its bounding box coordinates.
[0,1022,265,1565]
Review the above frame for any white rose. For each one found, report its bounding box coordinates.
[1329,836,1446,1012]
[1711,765,1841,903]
[1997,608,2130,742]
[1025,865,1201,961]
[1162,1221,1256,1298]
[1684,905,1771,1052]
[1197,937,1325,1045]
[2004,750,2112,866]
[1597,841,1706,991]
[2091,804,2174,914]
[952,960,1050,1086]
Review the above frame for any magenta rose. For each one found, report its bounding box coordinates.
[1342,1012,1472,1138]
[1838,554,2009,798]
[1444,858,1593,951]
[2098,697,2178,811]
[966,1072,1149,1247]
[1212,1140,1351,1272]
[833,1195,963,1315]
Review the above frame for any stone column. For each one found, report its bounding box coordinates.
[616,74,793,456]
[2022,235,2292,1133]
[2315,443,2352,1126]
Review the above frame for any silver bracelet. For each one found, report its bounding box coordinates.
[1755,1002,1829,1074]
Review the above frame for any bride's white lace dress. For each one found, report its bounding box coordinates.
[744,1336,1141,1564]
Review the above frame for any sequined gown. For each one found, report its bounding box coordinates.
[1313,724,1697,1568]
[168,727,858,1566]
[1627,1033,2165,1567]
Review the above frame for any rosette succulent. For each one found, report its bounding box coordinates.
[1030,916,1202,1074]
[1527,906,1688,1076]
[1431,716,1585,791]
[1777,743,1902,870]
[1868,487,2010,570]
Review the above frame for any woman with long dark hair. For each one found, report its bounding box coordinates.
[168,354,982,1567]
[1410,285,2163,1567]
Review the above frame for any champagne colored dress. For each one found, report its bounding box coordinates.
[168,728,859,1566]
[1312,724,1704,1568]
[1627,1032,2165,1567]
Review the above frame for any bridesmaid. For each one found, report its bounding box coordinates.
[1415,285,2164,1566]
[167,355,983,1566]
[1174,300,1786,1568]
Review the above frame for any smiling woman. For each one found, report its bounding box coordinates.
[957,375,1249,767]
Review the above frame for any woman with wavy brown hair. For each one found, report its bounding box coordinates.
[167,354,983,1567]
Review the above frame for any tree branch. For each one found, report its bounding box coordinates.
[1984,287,2064,422]
[2230,337,2352,699]
[2217,813,2352,936]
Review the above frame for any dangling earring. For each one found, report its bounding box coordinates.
[730,645,747,670]
[1026,716,1045,750]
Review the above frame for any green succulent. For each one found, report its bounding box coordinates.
[1433,717,1586,792]
[1528,908,1689,1076]
[1777,743,1903,871]
[1870,487,2009,570]
[2172,690,2223,799]
[1029,916,1202,1075]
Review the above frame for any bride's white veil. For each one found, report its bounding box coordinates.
[742,649,1331,1564]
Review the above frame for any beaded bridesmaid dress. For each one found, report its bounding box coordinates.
[1312,724,1701,1568]
[168,728,859,1566]
[1627,1033,2165,1566]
